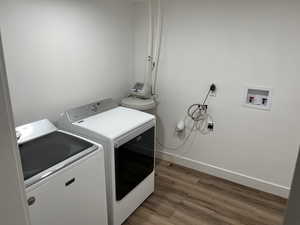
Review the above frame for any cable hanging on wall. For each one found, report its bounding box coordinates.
[157,84,216,151]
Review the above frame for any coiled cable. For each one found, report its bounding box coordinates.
[157,84,216,150]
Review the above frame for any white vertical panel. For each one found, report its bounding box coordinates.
[0,33,31,225]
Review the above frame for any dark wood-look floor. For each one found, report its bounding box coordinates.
[123,160,288,225]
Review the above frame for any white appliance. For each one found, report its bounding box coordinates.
[17,119,108,225]
[57,98,156,225]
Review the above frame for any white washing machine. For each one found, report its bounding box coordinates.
[57,99,156,225]
[17,119,108,225]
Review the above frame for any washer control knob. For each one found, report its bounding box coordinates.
[16,131,21,140]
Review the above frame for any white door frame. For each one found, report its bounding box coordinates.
[0,32,31,225]
[283,148,300,225]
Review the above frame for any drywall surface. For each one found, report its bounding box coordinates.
[0,0,133,125]
[133,0,300,197]
[133,2,148,84]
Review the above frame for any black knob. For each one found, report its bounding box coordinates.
[27,197,36,206]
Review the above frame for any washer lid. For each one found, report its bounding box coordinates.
[19,131,97,183]
[73,106,155,140]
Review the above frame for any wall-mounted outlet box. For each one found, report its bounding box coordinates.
[243,86,272,111]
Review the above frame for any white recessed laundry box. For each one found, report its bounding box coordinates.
[243,86,272,111]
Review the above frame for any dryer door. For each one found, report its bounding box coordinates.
[114,127,155,201]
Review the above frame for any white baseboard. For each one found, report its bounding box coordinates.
[156,150,290,198]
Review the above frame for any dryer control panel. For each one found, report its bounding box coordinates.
[65,98,118,123]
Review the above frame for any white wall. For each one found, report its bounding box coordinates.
[133,0,300,197]
[133,2,148,84]
[0,0,133,126]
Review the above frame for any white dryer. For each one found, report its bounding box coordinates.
[57,99,156,225]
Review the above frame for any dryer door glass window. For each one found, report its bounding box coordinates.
[115,127,155,201]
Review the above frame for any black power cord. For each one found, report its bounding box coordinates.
[157,83,216,150]
[187,84,216,122]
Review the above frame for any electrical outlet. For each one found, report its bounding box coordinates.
[207,121,214,131]
[209,83,217,97]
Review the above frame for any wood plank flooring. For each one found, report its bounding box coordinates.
[123,160,288,225]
